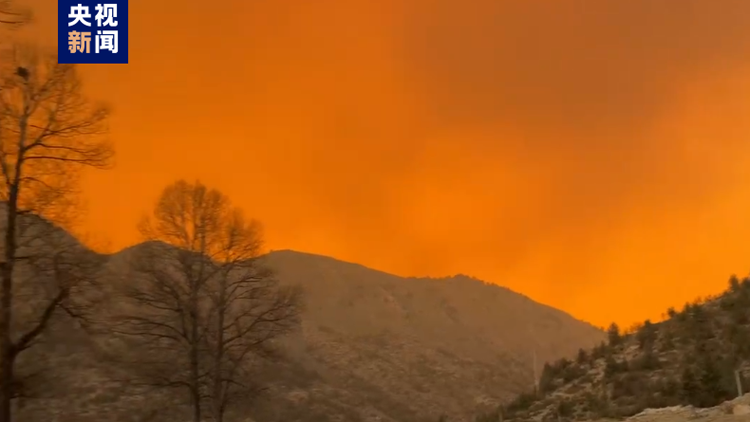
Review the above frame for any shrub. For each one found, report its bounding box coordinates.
[636,320,657,350]
[630,350,661,371]
[604,356,629,378]
[591,341,608,360]
[576,348,588,365]
[611,372,645,399]
[557,399,575,418]
[506,392,538,414]
[607,323,622,347]
[562,365,585,383]
[666,307,677,319]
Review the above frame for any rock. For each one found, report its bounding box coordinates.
[733,404,750,416]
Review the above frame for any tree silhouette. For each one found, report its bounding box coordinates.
[607,322,621,347]
[0,46,112,422]
[636,319,657,350]
[113,180,302,422]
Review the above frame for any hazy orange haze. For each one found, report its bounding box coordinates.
[8,0,750,328]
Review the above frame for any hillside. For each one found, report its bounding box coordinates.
[11,243,604,422]
[251,250,606,421]
[477,275,750,422]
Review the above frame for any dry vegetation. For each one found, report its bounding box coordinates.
[475,276,750,422]
[0,41,305,422]
[0,44,113,422]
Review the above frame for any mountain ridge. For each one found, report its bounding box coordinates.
[11,232,605,422]
[258,248,600,333]
[106,244,595,333]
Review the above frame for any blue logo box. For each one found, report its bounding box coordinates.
[58,0,129,64]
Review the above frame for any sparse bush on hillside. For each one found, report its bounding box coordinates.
[580,392,613,417]
[590,341,608,360]
[729,275,741,293]
[630,349,660,371]
[680,362,719,408]
[636,320,657,350]
[556,399,575,418]
[562,364,586,383]
[726,324,750,358]
[685,304,714,341]
[607,323,621,347]
[485,274,750,421]
[659,328,676,352]
[576,348,588,365]
[666,307,677,319]
[604,356,628,378]
[651,377,681,404]
[697,357,728,407]
[611,372,642,399]
[504,391,538,416]
[538,357,578,394]
[538,363,556,394]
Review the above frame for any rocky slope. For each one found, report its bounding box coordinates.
[477,276,750,422]
[11,244,604,422]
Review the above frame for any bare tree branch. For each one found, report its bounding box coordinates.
[112,180,302,422]
[0,44,113,422]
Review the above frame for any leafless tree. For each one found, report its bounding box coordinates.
[113,180,301,422]
[0,45,113,422]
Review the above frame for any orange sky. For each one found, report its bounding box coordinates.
[7,0,750,328]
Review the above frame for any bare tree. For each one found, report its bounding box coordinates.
[203,211,301,422]
[0,46,113,422]
[114,180,301,422]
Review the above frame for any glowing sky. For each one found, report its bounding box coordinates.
[8,0,750,328]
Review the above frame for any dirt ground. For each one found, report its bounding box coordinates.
[609,395,750,422]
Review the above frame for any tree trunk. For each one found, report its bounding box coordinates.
[0,275,14,422]
[212,277,226,422]
[0,351,13,422]
[0,185,20,422]
[190,308,201,422]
